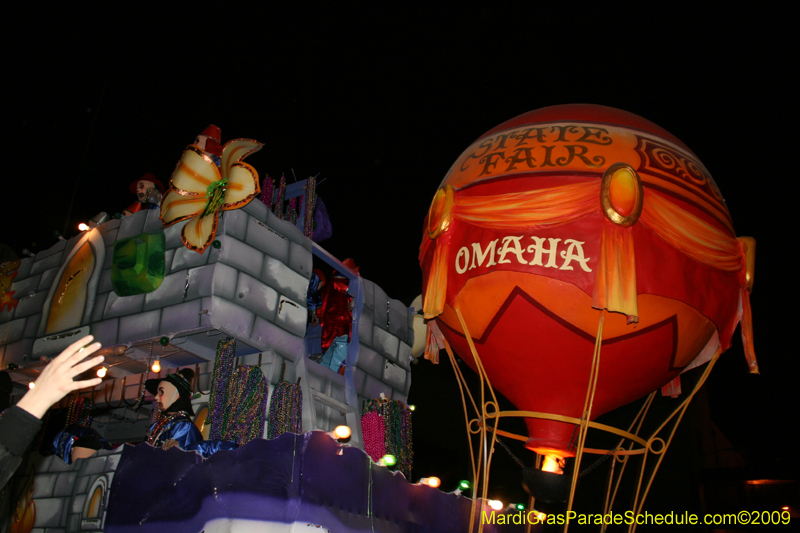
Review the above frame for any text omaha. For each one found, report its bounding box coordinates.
[455,236,592,274]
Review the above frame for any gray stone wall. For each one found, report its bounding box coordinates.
[10,446,123,532]
[2,199,413,439]
[0,203,312,366]
[355,279,414,405]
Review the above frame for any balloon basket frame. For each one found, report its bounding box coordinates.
[442,307,721,533]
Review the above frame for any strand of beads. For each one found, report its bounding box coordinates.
[65,397,94,428]
[274,174,287,218]
[303,175,316,238]
[208,338,236,440]
[361,410,386,462]
[150,398,161,426]
[221,365,268,446]
[362,398,413,478]
[259,175,274,208]
[65,396,80,427]
[266,380,303,438]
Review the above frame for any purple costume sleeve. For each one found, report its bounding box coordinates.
[163,420,237,458]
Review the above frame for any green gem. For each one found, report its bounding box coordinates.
[212,240,221,249]
[111,232,166,296]
[203,178,229,217]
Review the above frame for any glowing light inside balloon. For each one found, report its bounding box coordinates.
[333,425,352,440]
[488,500,503,511]
[542,454,564,475]
[151,357,161,373]
[96,366,107,378]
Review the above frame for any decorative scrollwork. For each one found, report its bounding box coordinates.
[635,136,723,201]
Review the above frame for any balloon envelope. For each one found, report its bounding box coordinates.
[420,104,754,456]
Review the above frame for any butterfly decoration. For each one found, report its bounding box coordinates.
[160,139,263,253]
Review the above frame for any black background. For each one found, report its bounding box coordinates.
[4,4,795,520]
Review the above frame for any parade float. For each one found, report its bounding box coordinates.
[1,103,759,532]
[2,125,512,533]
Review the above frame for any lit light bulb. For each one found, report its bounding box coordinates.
[96,366,107,378]
[459,480,471,490]
[381,454,397,467]
[333,425,351,440]
[78,222,90,231]
[28,382,36,389]
[515,503,525,510]
[488,500,503,511]
[408,404,416,411]
[151,357,161,373]
[425,477,441,488]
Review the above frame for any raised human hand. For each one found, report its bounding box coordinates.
[16,335,103,419]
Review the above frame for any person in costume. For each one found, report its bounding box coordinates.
[306,268,326,327]
[144,368,236,458]
[52,425,111,464]
[318,259,358,354]
[194,124,223,167]
[123,172,164,216]
[305,269,327,361]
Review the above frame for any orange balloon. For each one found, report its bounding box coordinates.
[420,104,756,456]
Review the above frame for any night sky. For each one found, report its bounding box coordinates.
[5,5,796,516]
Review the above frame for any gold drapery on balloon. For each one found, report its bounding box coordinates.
[454,182,598,230]
[639,191,744,272]
[592,221,639,323]
[421,180,757,372]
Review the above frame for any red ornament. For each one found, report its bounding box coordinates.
[198,124,223,157]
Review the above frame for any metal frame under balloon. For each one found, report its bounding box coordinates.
[442,306,722,533]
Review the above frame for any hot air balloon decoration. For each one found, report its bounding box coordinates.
[419,104,757,516]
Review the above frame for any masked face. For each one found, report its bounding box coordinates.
[136,180,156,202]
[194,135,208,151]
[155,381,180,411]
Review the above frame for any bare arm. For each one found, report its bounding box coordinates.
[15,335,104,419]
